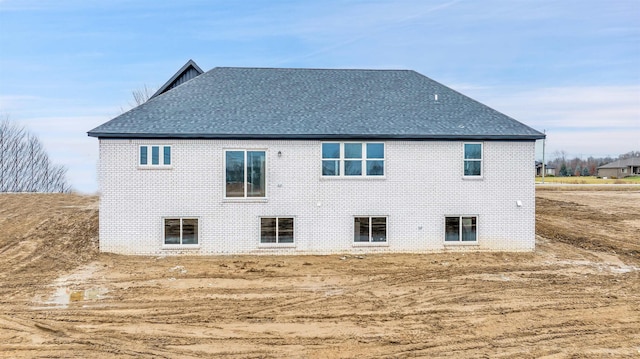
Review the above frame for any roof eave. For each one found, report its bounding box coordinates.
[87,132,545,141]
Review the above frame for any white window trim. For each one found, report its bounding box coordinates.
[258,216,296,248]
[223,149,268,200]
[443,215,479,245]
[462,142,483,179]
[162,217,200,249]
[321,142,385,178]
[352,215,389,247]
[138,145,172,169]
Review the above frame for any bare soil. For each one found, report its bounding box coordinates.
[0,190,639,358]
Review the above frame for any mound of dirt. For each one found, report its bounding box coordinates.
[0,193,98,296]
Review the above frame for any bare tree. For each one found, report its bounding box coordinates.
[131,84,155,107]
[120,85,156,114]
[0,116,71,193]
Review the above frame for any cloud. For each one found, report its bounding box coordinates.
[0,95,41,113]
[22,115,107,134]
[543,130,639,159]
[465,85,640,130]
[275,0,461,63]
[460,85,640,159]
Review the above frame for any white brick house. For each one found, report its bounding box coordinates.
[89,62,545,255]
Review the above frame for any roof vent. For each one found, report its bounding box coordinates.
[434,94,438,101]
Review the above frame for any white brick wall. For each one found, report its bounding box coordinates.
[98,139,536,255]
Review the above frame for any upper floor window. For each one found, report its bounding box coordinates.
[225,150,266,198]
[463,143,482,177]
[140,145,171,166]
[322,142,384,177]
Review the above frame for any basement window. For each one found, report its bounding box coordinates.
[260,217,294,244]
[445,216,477,243]
[164,218,198,246]
[354,216,387,243]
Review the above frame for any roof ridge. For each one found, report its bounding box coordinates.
[210,66,415,72]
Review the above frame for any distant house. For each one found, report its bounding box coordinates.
[597,158,640,178]
[88,60,545,255]
[535,161,556,176]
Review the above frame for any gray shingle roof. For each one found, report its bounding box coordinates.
[597,157,640,169]
[88,67,545,140]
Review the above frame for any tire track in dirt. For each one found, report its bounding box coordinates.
[2,191,640,358]
[536,191,640,260]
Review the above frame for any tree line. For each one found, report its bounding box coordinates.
[0,117,71,192]
[1,86,152,193]
[545,150,640,177]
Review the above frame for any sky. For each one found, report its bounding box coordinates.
[1,0,639,193]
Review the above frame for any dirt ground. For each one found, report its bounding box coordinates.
[0,189,639,358]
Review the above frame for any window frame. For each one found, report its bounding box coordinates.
[353,216,389,246]
[444,215,478,244]
[321,142,385,178]
[259,216,296,247]
[462,142,483,178]
[162,217,199,248]
[224,149,267,200]
[139,145,172,168]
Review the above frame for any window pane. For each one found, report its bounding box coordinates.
[371,217,386,242]
[151,146,160,165]
[140,146,148,165]
[354,217,370,242]
[461,217,477,241]
[366,143,384,159]
[226,151,245,197]
[344,143,362,159]
[261,218,277,243]
[366,160,384,176]
[163,146,171,165]
[247,151,266,197]
[445,217,460,241]
[464,160,481,176]
[322,143,340,159]
[182,219,198,245]
[278,218,294,243]
[345,160,362,176]
[464,143,482,159]
[164,219,181,245]
[322,160,339,176]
